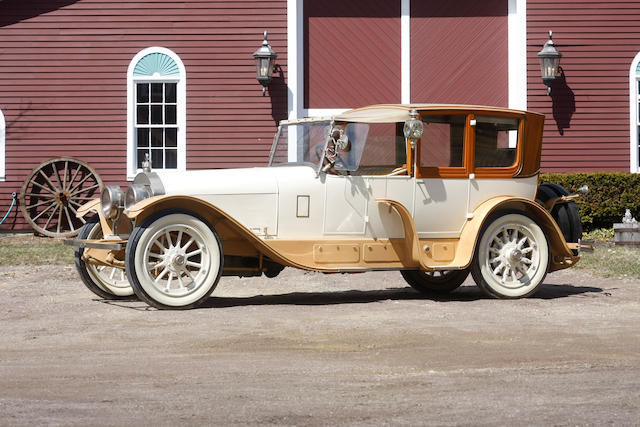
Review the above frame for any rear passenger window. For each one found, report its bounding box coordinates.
[475,116,518,168]
[420,115,466,168]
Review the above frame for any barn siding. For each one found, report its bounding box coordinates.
[0,0,287,231]
[528,0,640,172]
[410,0,509,106]
[304,0,401,108]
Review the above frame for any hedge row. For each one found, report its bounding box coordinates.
[540,172,640,231]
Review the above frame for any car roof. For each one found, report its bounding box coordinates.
[280,104,533,125]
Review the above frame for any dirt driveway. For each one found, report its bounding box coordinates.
[0,264,639,426]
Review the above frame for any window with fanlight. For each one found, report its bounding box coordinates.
[127,47,186,179]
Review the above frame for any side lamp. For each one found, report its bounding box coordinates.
[253,31,278,96]
[537,30,562,95]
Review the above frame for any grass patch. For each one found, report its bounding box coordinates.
[0,234,74,266]
[575,246,640,280]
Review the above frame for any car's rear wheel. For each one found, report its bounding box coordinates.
[74,219,134,299]
[401,269,469,294]
[471,213,549,299]
[126,211,223,310]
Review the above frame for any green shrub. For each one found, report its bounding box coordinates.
[540,172,640,231]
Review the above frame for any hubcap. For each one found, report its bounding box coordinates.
[487,224,538,287]
[144,225,209,297]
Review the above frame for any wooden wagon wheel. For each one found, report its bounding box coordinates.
[20,157,103,238]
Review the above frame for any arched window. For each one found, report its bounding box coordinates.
[629,52,640,173]
[0,109,5,182]
[127,47,186,179]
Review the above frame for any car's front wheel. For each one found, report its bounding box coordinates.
[401,269,469,294]
[74,219,134,299]
[471,213,549,299]
[125,211,223,310]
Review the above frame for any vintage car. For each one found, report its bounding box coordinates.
[67,104,587,309]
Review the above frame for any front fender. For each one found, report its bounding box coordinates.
[125,195,306,269]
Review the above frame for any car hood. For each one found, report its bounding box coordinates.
[154,166,316,197]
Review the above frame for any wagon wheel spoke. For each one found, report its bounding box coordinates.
[20,158,103,238]
[37,170,59,193]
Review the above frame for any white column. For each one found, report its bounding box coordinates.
[401,0,411,104]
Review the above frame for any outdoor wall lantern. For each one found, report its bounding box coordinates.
[253,31,278,96]
[537,30,562,95]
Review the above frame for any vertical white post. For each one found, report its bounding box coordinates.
[0,109,5,182]
[401,0,411,104]
[508,0,527,148]
[287,0,304,161]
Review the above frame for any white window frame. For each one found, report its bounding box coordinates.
[629,51,640,173]
[126,47,186,180]
[0,108,5,182]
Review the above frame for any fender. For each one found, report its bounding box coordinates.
[453,196,578,272]
[377,196,578,273]
[125,194,312,270]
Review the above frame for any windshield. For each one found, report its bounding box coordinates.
[269,121,332,167]
[269,120,405,175]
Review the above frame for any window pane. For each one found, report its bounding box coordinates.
[136,105,149,125]
[137,128,150,147]
[165,128,177,147]
[151,83,163,103]
[137,149,148,168]
[165,83,177,103]
[475,116,518,168]
[350,122,405,175]
[151,105,163,124]
[151,149,163,168]
[151,129,163,147]
[165,149,177,168]
[420,115,465,168]
[165,105,177,125]
[136,83,149,103]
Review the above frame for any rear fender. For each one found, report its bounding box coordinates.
[454,197,578,272]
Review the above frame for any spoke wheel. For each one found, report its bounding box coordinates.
[401,269,469,294]
[20,157,102,238]
[75,220,134,299]
[471,213,549,299]
[126,212,223,309]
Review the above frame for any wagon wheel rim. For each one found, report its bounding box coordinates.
[19,157,103,238]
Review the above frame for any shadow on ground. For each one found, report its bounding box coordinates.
[100,283,604,310]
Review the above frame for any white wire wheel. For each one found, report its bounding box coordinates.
[75,220,134,299]
[471,213,549,299]
[126,212,223,309]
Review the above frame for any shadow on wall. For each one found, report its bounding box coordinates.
[0,0,80,26]
[551,67,576,135]
[269,64,288,125]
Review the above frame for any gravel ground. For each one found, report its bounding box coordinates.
[0,264,639,426]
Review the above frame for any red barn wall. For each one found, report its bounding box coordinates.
[528,0,639,172]
[410,0,509,106]
[0,0,287,231]
[304,0,401,108]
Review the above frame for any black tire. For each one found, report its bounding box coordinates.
[74,219,134,300]
[125,210,223,310]
[536,183,582,244]
[401,269,469,294]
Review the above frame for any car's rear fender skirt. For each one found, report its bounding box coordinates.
[456,197,579,272]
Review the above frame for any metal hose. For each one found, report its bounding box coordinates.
[0,192,17,225]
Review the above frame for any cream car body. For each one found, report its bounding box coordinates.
[69,104,584,309]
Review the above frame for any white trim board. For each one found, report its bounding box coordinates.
[0,108,5,182]
[629,51,640,173]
